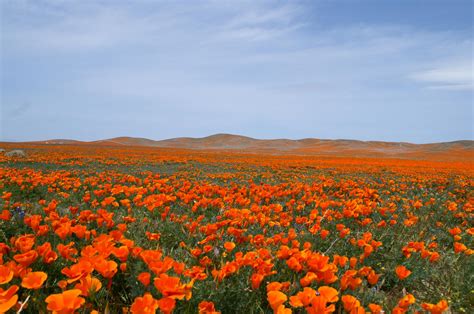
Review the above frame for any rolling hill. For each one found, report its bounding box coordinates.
[13,133,472,161]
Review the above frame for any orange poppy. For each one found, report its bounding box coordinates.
[198,300,220,314]
[61,261,93,283]
[342,295,363,313]
[286,256,303,272]
[0,265,13,285]
[318,286,339,303]
[223,242,236,252]
[138,272,151,287]
[421,300,449,314]
[267,290,288,312]
[307,295,336,314]
[94,259,118,279]
[398,294,415,308]
[74,275,102,296]
[130,293,159,314]
[368,303,382,314]
[367,271,380,285]
[0,285,19,313]
[112,245,130,262]
[158,297,176,314]
[154,273,193,300]
[14,234,35,253]
[453,242,467,253]
[45,289,85,314]
[266,282,284,292]
[289,287,317,308]
[21,271,48,289]
[300,272,317,287]
[13,250,38,267]
[395,265,411,280]
[250,273,264,290]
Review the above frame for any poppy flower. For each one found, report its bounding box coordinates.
[130,293,159,314]
[317,286,339,303]
[0,285,18,313]
[158,297,176,314]
[138,272,151,287]
[112,245,130,262]
[341,270,362,290]
[398,294,415,308]
[154,273,193,300]
[14,234,35,253]
[395,266,411,280]
[21,271,47,289]
[421,300,449,314]
[45,289,85,314]
[368,303,382,314]
[342,295,362,313]
[13,250,38,267]
[251,273,264,290]
[267,282,284,292]
[307,295,336,314]
[454,242,467,253]
[223,242,236,252]
[286,256,303,272]
[289,287,317,308]
[198,300,220,314]
[367,271,380,285]
[0,265,13,285]
[74,275,102,296]
[300,272,317,287]
[267,291,287,312]
[94,259,117,279]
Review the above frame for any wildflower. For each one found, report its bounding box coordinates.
[0,285,18,313]
[398,294,415,308]
[198,301,220,314]
[223,242,236,252]
[74,275,102,296]
[421,300,449,314]
[267,290,288,312]
[13,250,38,267]
[21,271,47,289]
[94,258,118,279]
[130,293,159,314]
[154,273,193,300]
[342,295,364,314]
[395,266,411,280]
[0,265,13,285]
[45,289,85,314]
[138,272,151,287]
[368,303,383,314]
[158,297,176,314]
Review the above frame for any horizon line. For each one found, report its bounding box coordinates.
[1,133,473,146]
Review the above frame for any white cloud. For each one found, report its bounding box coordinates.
[2,1,305,53]
[411,61,473,90]
[2,1,200,53]
[216,3,304,41]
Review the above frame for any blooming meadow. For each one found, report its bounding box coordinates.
[0,144,472,313]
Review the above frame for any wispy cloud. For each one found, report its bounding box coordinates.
[411,61,473,90]
[2,1,305,53]
[216,3,304,41]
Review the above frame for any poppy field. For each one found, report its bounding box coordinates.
[0,144,472,314]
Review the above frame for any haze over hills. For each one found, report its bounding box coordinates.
[12,133,473,161]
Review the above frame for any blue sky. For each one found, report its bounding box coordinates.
[1,0,473,143]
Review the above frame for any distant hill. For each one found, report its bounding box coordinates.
[13,133,474,161]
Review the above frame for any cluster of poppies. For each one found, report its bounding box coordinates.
[0,144,472,313]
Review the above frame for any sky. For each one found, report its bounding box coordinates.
[1,0,473,143]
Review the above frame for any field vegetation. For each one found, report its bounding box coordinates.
[0,144,472,313]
